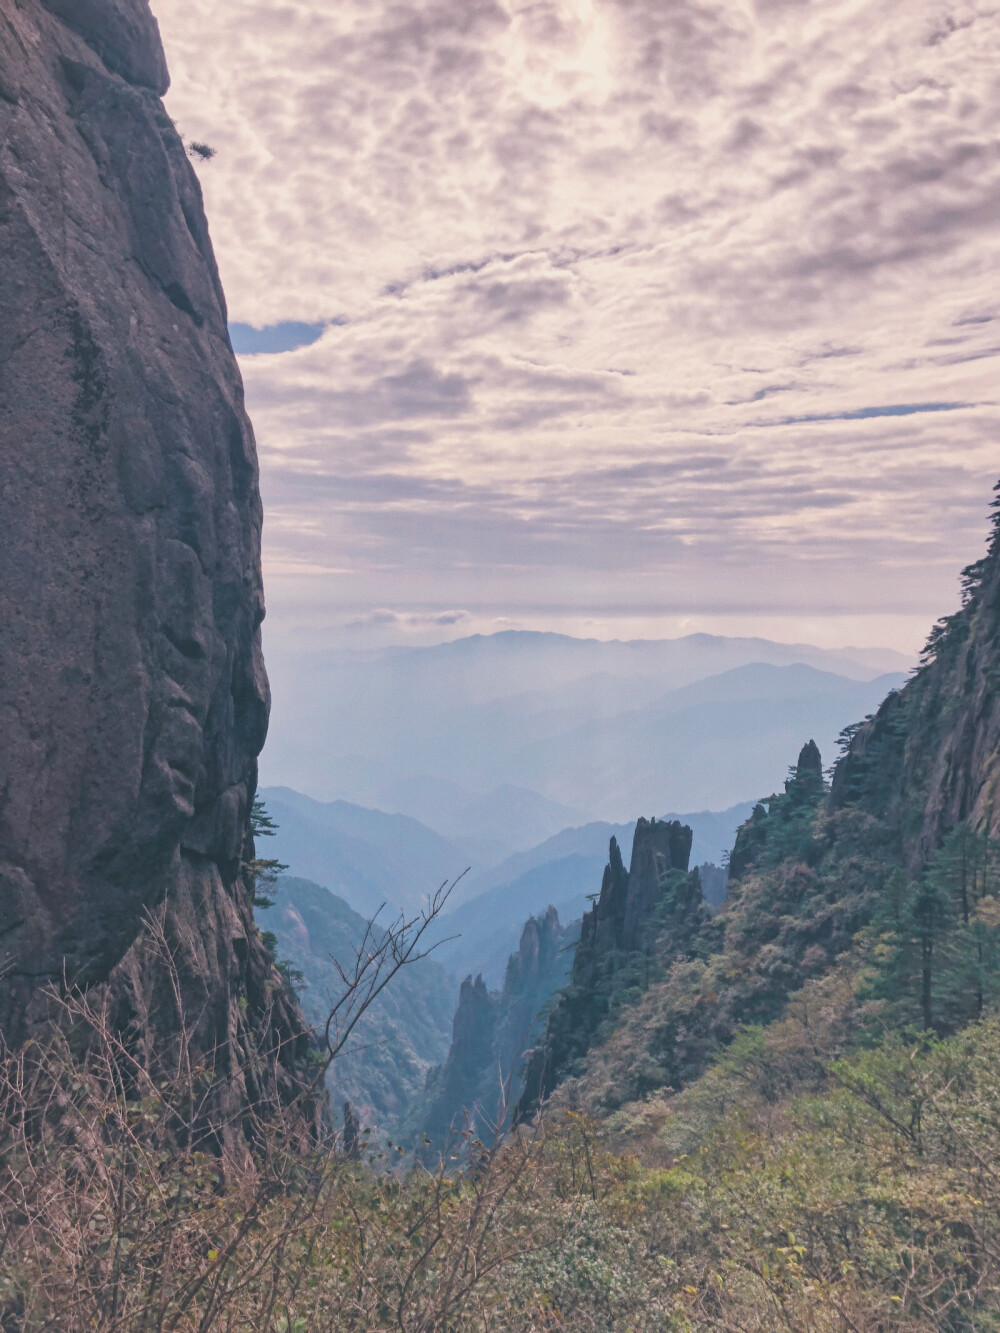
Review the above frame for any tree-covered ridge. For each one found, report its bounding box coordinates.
[545,742,877,1112]
[517,485,1000,1129]
[517,818,709,1118]
[833,480,1000,861]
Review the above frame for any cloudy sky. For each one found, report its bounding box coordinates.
[154,0,1000,654]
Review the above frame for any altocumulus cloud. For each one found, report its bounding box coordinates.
[154,0,1000,648]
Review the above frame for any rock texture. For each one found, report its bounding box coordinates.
[416,906,575,1146]
[440,975,498,1118]
[833,489,1000,868]
[517,819,705,1116]
[0,0,315,1129]
[494,905,572,1085]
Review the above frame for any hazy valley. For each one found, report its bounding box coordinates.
[253,631,908,1130]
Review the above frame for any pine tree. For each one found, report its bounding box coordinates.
[244,797,288,911]
[932,825,1000,1026]
[873,868,952,1032]
[874,825,1000,1032]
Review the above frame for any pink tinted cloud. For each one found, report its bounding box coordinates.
[154,0,1000,647]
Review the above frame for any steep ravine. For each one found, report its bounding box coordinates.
[0,0,316,1132]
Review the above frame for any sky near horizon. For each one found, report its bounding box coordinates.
[153,0,1000,655]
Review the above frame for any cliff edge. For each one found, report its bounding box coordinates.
[0,0,315,1130]
[833,487,1000,866]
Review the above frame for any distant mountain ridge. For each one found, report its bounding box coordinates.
[505,665,905,815]
[259,787,467,919]
[299,629,912,681]
[263,631,909,835]
[374,779,590,855]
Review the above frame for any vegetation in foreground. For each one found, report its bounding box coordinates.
[4,967,1000,1330]
[3,489,999,1330]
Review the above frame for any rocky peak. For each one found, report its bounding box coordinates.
[622,817,693,950]
[515,917,541,976]
[786,739,825,806]
[517,817,704,1118]
[590,834,630,954]
[415,909,576,1147]
[728,802,769,881]
[506,907,564,988]
[727,742,827,883]
[452,975,495,1056]
[583,819,694,963]
[416,975,498,1142]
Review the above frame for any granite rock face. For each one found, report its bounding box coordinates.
[517,818,705,1117]
[493,905,574,1090]
[585,819,695,964]
[833,491,1000,868]
[416,907,576,1146]
[0,0,314,1125]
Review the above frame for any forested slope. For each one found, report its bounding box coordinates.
[258,878,454,1127]
[522,487,1000,1124]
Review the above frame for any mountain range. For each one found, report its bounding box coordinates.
[261,632,910,835]
[259,787,754,984]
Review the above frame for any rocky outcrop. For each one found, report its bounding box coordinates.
[0,0,315,1130]
[493,905,574,1097]
[575,818,698,990]
[423,974,497,1141]
[697,861,728,911]
[517,819,705,1117]
[728,740,825,882]
[416,907,575,1146]
[833,489,1000,868]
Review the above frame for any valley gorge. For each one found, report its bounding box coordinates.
[414,904,577,1146]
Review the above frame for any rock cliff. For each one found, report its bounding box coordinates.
[0,0,315,1130]
[517,819,705,1116]
[833,485,1000,867]
[416,906,575,1145]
